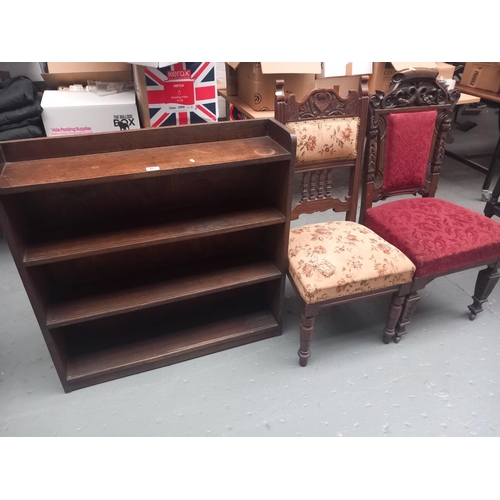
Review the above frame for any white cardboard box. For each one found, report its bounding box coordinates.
[41,90,140,137]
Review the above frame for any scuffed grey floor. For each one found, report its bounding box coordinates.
[1,111,499,437]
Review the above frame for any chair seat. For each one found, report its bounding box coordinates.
[365,198,500,278]
[288,221,415,304]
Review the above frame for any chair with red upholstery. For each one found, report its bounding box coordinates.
[360,69,500,344]
[275,77,417,366]
[484,174,500,219]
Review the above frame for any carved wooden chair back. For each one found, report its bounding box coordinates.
[275,77,369,221]
[360,68,459,221]
[359,69,500,343]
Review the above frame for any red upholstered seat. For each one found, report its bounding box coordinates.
[365,198,500,277]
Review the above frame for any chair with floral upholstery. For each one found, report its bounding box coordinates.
[275,78,417,366]
[360,68,500,344]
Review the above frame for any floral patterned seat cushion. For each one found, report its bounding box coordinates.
[288,221,415,304]
[287,117,360,165]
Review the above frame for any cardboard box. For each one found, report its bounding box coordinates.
[133,62,218,128]
[369,62,455,94]
[47,62,132,73]
[227,62,321,111]
[315,76,361,98]
[42,62,134,90]
[225,63,238,95]
[314,62,372,99]
[41,90,140,137]
[42,71,134,89]
[319,62,373,78]
[42,62,133,90]
[129,62,177,69]
[461,62,500,92]
[436,62,455,80]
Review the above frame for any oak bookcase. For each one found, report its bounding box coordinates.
[0,119,296,392]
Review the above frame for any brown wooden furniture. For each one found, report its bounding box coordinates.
[274,78,417,366]
[218,87,275,120]
[456,93,481,105]
[485,173,500,219]
[0,119,296,392]
[275,78,369,221]
[360,69,500,343]
[455,84,500,105]
[447,83,500,192]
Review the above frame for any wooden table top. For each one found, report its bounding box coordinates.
[455,84,500,104]
[457,92,481,105]
[218,84,489,119]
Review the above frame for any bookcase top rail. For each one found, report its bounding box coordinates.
[0,119,295,193]
[0,136,291,192]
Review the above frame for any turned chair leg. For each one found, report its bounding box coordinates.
[298,312,317,367]
[383,293,405,344]
[394,291,420,343]
[468,266,500,320]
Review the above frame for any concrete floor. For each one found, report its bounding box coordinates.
[1,107,499,438]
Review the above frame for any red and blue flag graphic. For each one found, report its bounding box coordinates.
[145,62,218,127]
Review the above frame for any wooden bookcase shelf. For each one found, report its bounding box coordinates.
[60,288,278,389]
[0,119,296,392]
[23,206,286,266]
[46,259,281,328]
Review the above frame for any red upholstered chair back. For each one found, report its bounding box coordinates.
[382,109,437,192]
[360,69,459,219]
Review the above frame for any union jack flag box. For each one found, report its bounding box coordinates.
[144,62,218,127]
